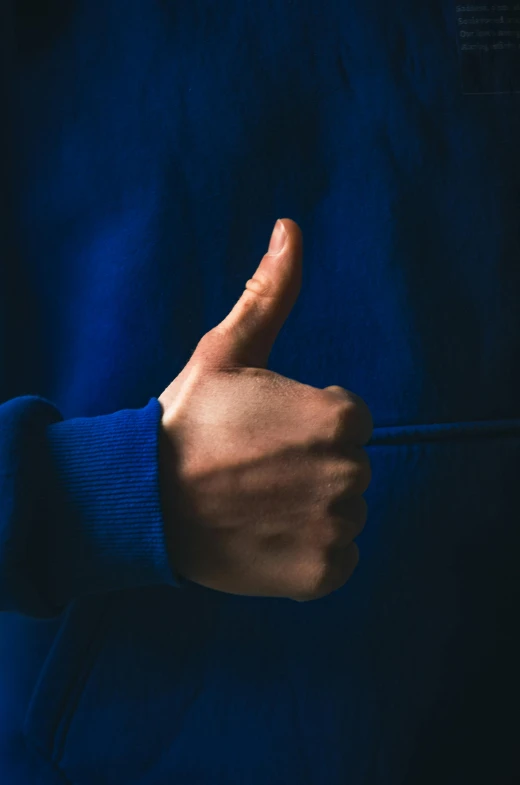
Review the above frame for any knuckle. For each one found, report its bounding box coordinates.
[335,401,366,441]
[328,453,371,496]
[332,541,360,584]
[351,496,368,534]
[321,388,374,446]
[350,453,372,493]
[327,495,368,540]
[339,399,374,446]
[358,495,369,523]
[337,399,359,425]
[294,560,330,603]
[291,542,360,603]
[198,327,226,350]
[244,273,274,298]
[324,385,351,399]
[323,401,357,443]
[308,568,332,601]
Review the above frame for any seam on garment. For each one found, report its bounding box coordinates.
[368,418,520,446]
[23,733,74,785]
[51,594,116,767]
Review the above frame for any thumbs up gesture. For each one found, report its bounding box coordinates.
[158,219,373,602]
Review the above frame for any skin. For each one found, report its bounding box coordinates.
[158,219,373,602]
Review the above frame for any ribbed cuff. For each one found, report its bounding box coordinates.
[45,397,183,609]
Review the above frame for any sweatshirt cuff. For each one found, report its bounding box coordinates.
[45,397,184,610]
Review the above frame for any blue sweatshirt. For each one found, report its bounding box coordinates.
[1,2,520,783]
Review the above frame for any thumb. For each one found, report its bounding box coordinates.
[206,218,303,369]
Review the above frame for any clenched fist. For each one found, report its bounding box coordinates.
[158,219,373,602]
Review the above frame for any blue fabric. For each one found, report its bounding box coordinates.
[0,395,181,617]
[1,1,520,782]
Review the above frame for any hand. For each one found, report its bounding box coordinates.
[158,218,373,602]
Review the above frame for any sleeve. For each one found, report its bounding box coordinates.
[0,394,184,619]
